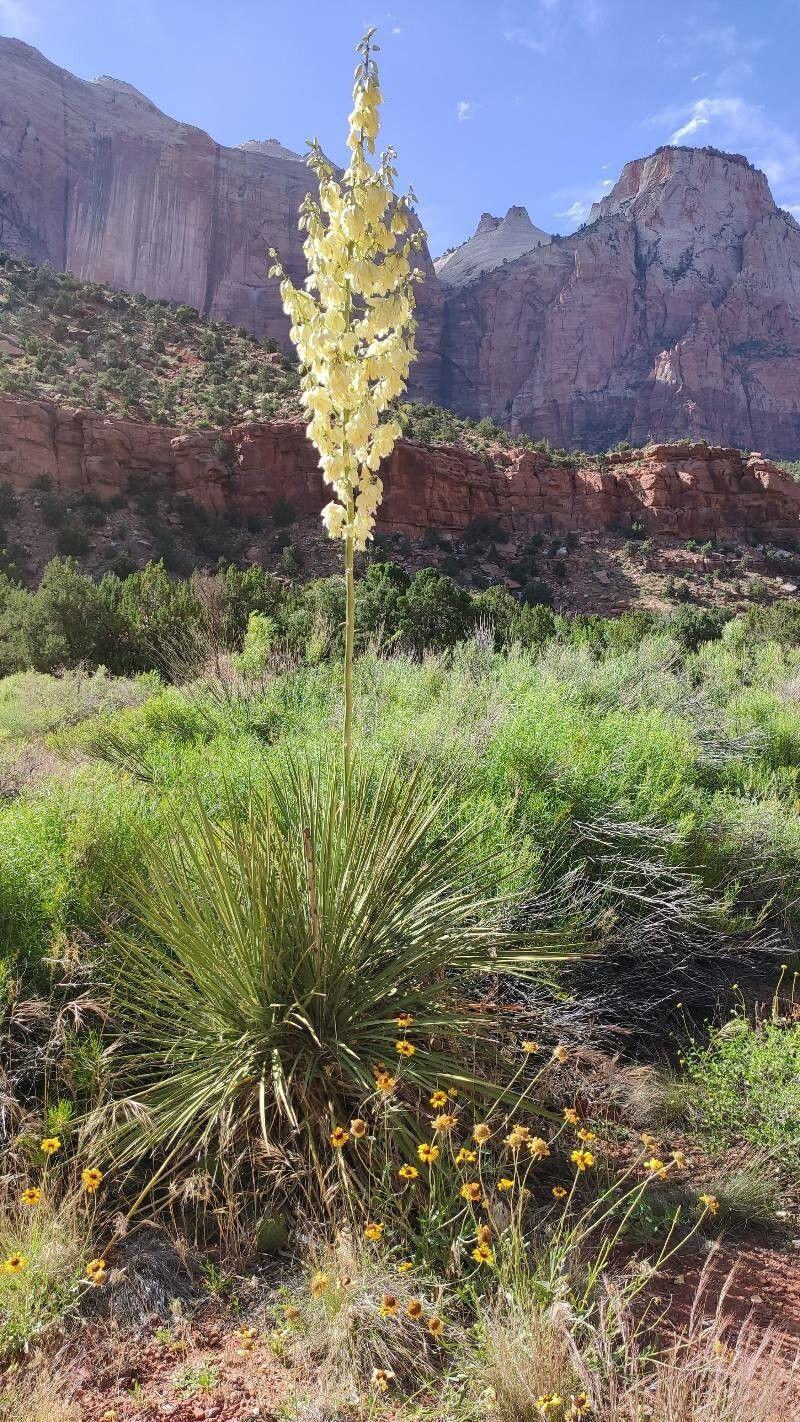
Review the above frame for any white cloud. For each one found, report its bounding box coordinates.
[656,94,800,213]
[0,0,38,36]
[556,199,593,224]
[553,173,613,226]
[691,72,707,83]
[502,0,606,55]
[456,99,474,122]
[391,25,402,34]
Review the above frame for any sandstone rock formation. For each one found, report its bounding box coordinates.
[2,394,798,542]
[439,147,800,456]
[435,207,551,287]
[0,37,442,399]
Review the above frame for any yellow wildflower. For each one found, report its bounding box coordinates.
[455,1147,478,1165]
[20,1187,42,1206]
[699,1193,719,1216]
[577,1128,596,1143]
[427,1315,444,1337]
[364,1221,384,1241]
[505,1126,530,1150]
[330,1126,349,1148]
[522,1040,540,1054]
[85,1258,107,1285]
[40,1137,61,1155]
[497,1177,514,1192]
[429,1090,448,1108]
[379,1292,398,1317]
[395,1012,413,1029]
[3,1253,28,1274]
[563,1107,579,1126]
[396,1260,414,1273]
[472,1243,494,1266]
[473,1123,492,1145]
[417,1141,440,1164]
[552,1184,568,1200]
[671,1150,686,1167]
[552,1045,569,1064]
[310,1271,330,1298]
[406,1297,424,1320]
[350,1118,367,1138]
[570,1395,591,1417]
[371,1368,395,1392]
[375,1072,397,1093]
[82,1167,104,1194]
[647,1157,668,1179]
[571,1149,595,1172]
[476,1224,493,1245]
[398,1163,419,1181]
[395,1039,415,1057]
[460,1181,482,1203]
[529,1136,550,1160]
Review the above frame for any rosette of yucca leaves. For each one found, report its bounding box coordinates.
[102,757,573,1202]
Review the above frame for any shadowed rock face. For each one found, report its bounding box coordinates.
[0,37,443,400]
[438,146,800,456]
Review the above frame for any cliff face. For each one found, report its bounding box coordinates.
[439,147,800,456]
[0,38,443,399]
[2,394,798,542]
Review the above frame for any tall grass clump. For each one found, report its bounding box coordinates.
[103,756,570,1204]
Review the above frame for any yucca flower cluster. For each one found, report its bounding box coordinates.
[269,28,423,552]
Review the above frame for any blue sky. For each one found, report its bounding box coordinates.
[1,0,798,255]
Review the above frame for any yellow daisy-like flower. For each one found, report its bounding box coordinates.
[398,1163,419,1181]
[85,1258,107,1285]
[330,1126,350,1148]
[364,1221,384,1242]
[563,1107,579,1126]
[20,1187,42,1207]
[529,1136,550,1160]
[472,1243,494,1265]
[371,1368,395,1393]
[433,1112,457,1134]
[497,1177,514,1192]
[699,1193,719,1216]
[429,1090,449,1109]
[576,1128,596,1143]
[395,1013,413,1029]
[375,1073,397,1093]
[473,1123,492,1145]
[396,1260,414,1274]
[395,1039,415,1057]
[82,1167,104,1194]
[40,1137,61,1155]
[552,1184,568,1200]
[4,1253,28,1274]
[427,1315,444,1337]
[536,1395,563,1416]
[350,1118,367,1138]
[570,1149,595,1172]
[671,1150,686,1167]
[283,1304,301,1322]
[552,1045,569,1064]
[570,1393,591,1417]
[460,1181,482,1203]
[640,1132,660,1151]
[379,1292,398,1317]
[522,1040,540,1054]
[405,1297,423,1320]
[647,1157,668,1179]
[476,1224,493,1245]
[310,1271,330,1298]
[455,1147,478,1165]
[417,1141,440,1165]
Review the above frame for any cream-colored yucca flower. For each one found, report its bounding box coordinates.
[269,27,423,552]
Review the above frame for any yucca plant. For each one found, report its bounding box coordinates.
[102,757,571,1205]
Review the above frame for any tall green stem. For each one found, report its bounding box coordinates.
[343,492,356,781]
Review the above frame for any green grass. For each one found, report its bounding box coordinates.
[683,1013,800,1164]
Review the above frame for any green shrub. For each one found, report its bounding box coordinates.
[683,1014,800,1166]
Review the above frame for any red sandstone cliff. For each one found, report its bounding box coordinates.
[439,147,800,457]
[0,38,443,401]
[2,394,798,543]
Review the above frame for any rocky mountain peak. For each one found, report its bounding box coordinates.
[435,203,551,287]
[588,144,775,231]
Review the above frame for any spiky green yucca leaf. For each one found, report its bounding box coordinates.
[105,757,571,1187]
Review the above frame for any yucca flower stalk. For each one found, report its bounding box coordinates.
[269,28,424,774]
